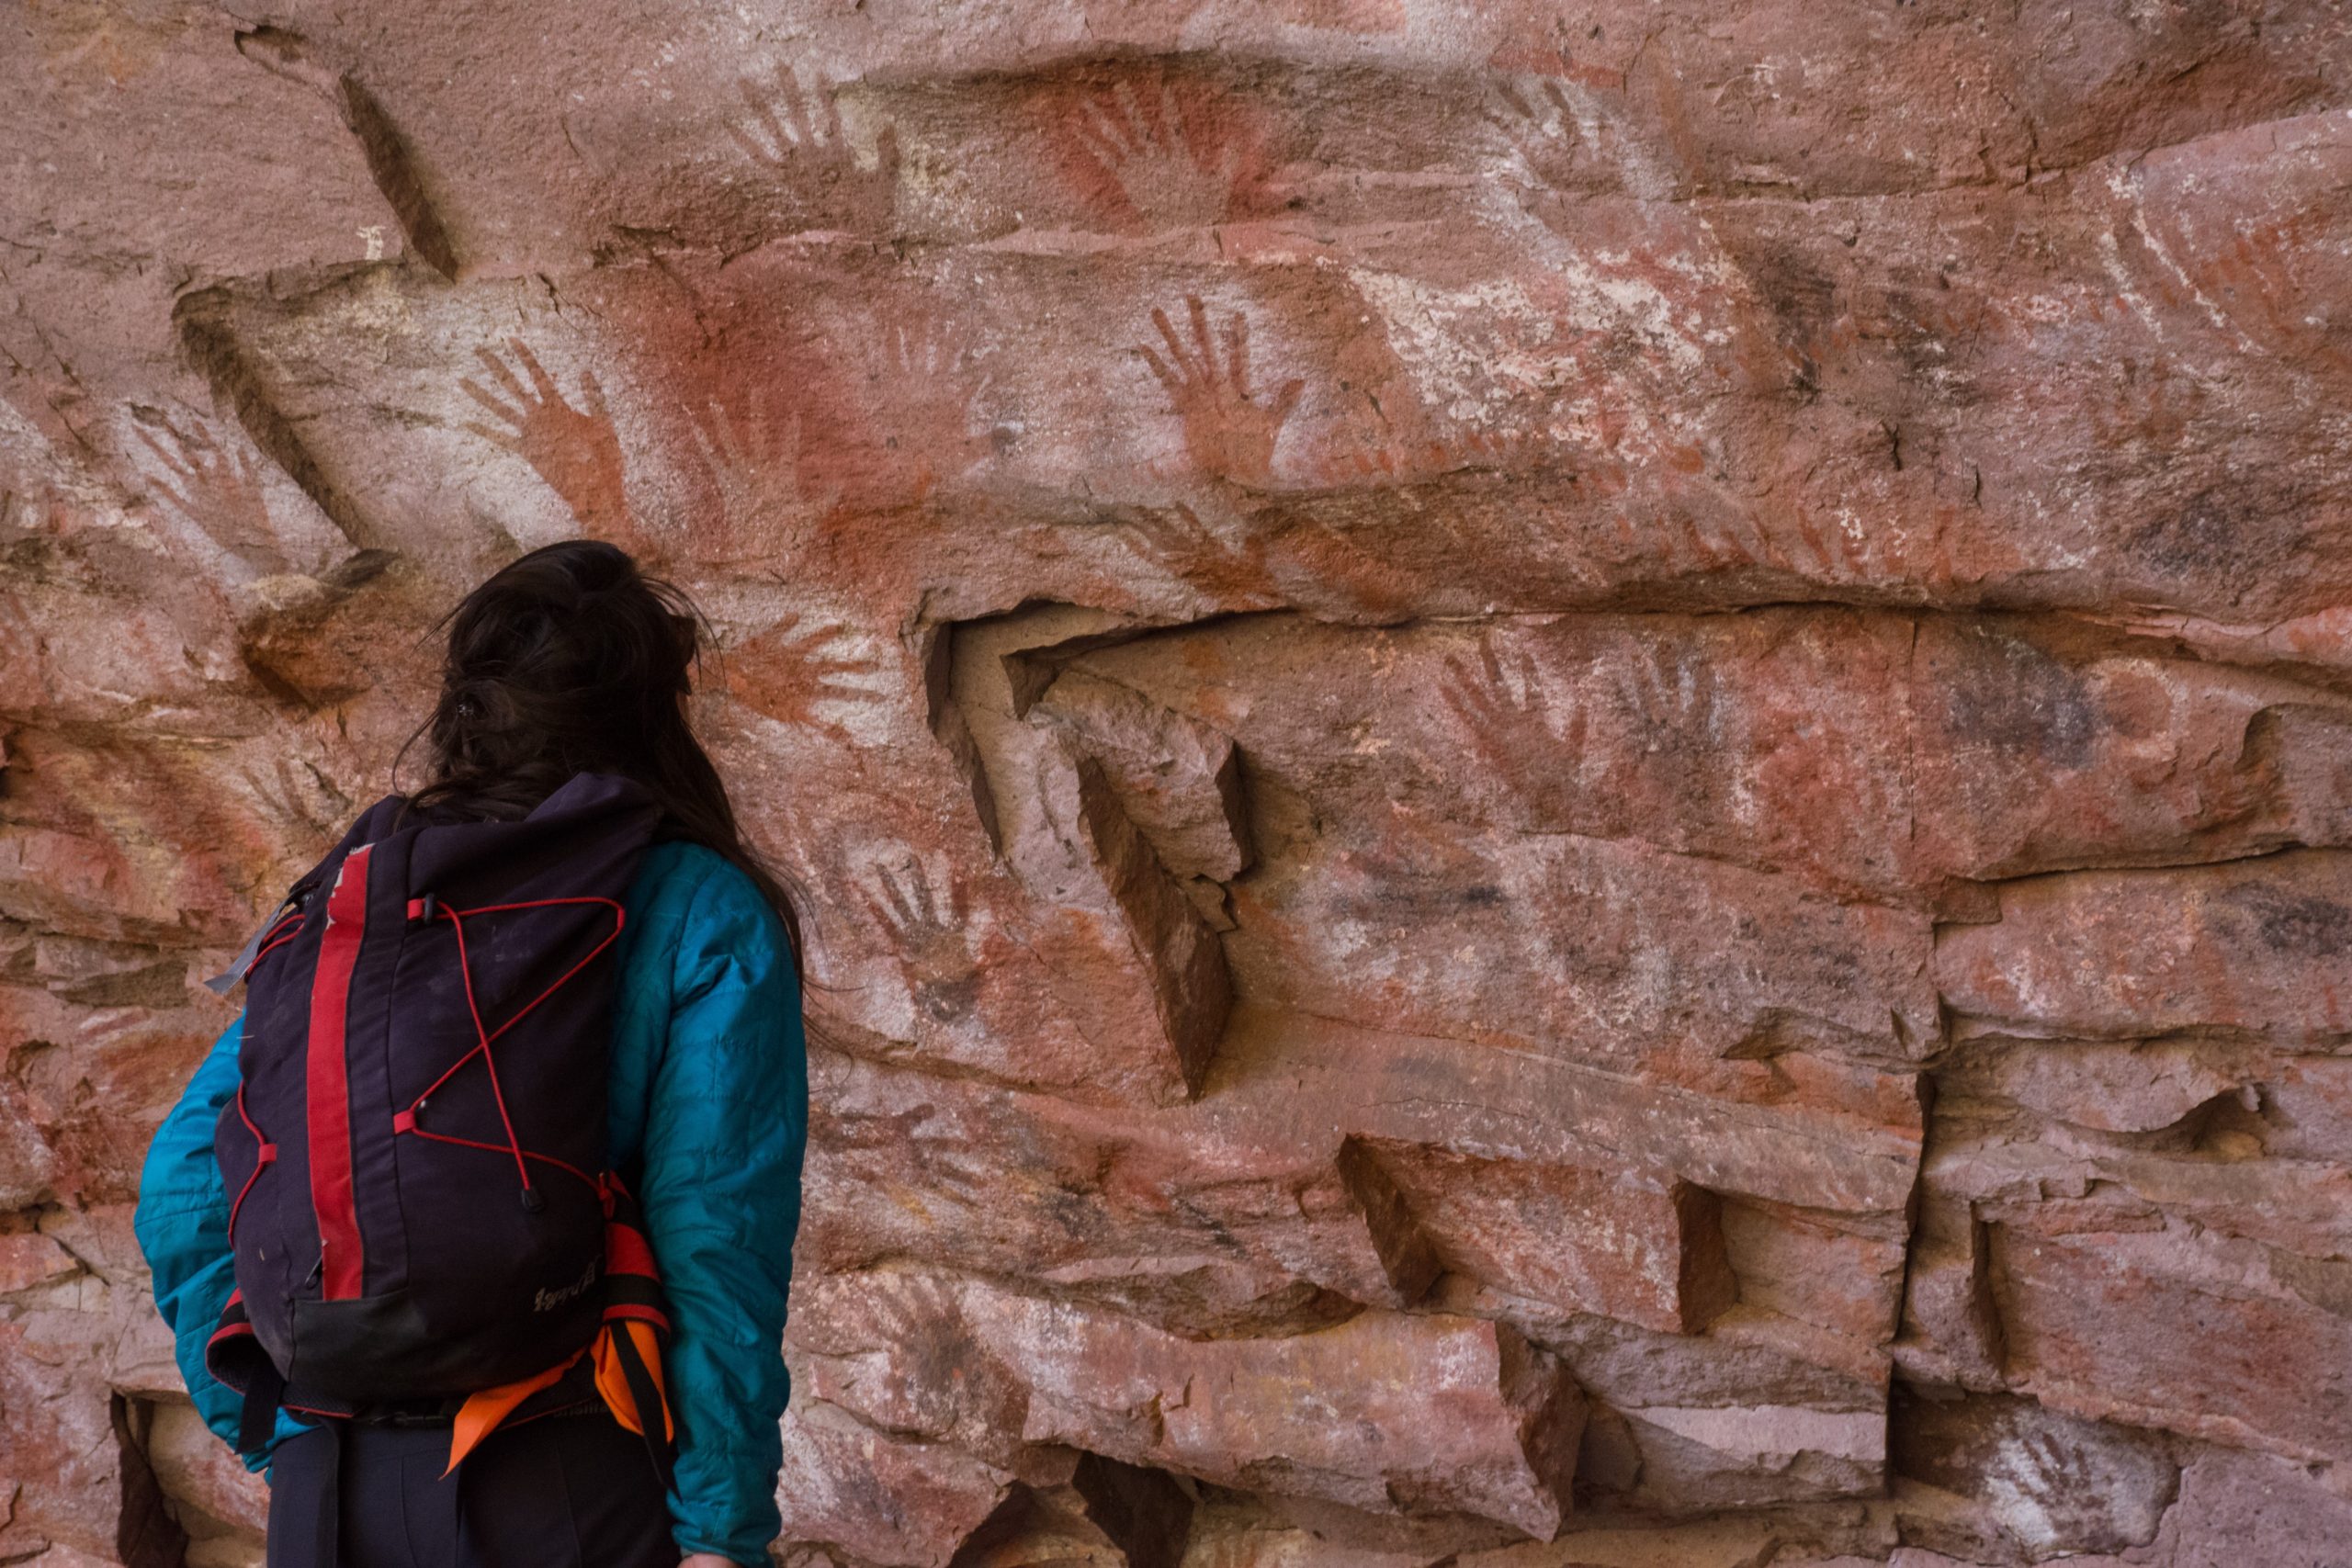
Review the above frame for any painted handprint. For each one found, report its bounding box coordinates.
[1120,501,1281,607]
[131,410,284,572]
[858,851,983,1024]
[1442,637,1591,818]
[1613,639,1719,751]
[1138,297,1304,487]
[1066,78,1249,231]
[721,611,887,740]
[860,313,994,502]
[729,65,900,234]
[1486,73,1592,200]
[855,1271,1017,1441]
[684,391,841,566]
[458,338,631,538]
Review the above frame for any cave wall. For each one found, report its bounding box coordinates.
[6,2,2352,1564]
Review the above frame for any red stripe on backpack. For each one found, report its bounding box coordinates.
[307,843,372,1300]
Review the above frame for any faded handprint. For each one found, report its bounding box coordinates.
[862,1272,972,1390]
[864,314,993,501]
[1442,637,1592,818]
[859,852,982,1023]
[729,65,900,233]
[1614,640,1719,753]
[721,611,886,740]
[2121,198,2339,372]
[132,410,285,572]
[1120,500,1281,606]
[458,338,631,537]
[684,391,842,565]
[855,1270,1025,1446]
[1985,1424,2099,1550]
[1138,296,1304,487]
[1487,73,1585,196]
[1068,78,1246,231]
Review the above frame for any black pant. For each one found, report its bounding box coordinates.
[264,1409,675,1568]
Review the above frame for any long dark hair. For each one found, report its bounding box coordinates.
[391,540,808,982]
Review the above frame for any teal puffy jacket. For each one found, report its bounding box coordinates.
[131,841,808,1566]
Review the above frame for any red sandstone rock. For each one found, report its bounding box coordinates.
[773,1397,1016,1568]
[1347,1139,1734,1336]
[795,1269,1585,1540]
[1991,1215,2352,1462]
[1937,852,2352,1044]
[1889,1385,2176,1562]
[7,1,2352,1562]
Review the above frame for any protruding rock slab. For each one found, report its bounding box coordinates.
[1936,851,2352,1043]
[1347,1138,1735,1336]
[1890,1384,2176,1563]
[792,1269,1586,1540]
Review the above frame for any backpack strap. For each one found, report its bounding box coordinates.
[592,1171,677,1492]
[200,892,306,997]
[602,1318,674,1495]
[238,1357,287,1454]
[205,789,409,998]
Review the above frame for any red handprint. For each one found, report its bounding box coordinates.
[1138,296,1304,487]
[459,338,631,538]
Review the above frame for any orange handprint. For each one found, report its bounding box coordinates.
[459,338,631,537]
[722,610,887,740]
[862,313,994,502]
[1120,500,1282,607]
[1137,296,1304,487]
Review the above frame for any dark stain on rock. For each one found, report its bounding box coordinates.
[2125,483,2318,600]
[1939,627,2098,770]
[2222,879,2352,961]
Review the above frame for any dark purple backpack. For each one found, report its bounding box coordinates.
[204,772,661,1453]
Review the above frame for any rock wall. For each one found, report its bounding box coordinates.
[5,3,2352,1564]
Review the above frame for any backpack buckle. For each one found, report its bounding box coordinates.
[409,892,439,924]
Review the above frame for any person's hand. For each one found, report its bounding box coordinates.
[680,1554,736,1568]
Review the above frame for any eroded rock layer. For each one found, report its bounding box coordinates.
[5,3,2351,1563]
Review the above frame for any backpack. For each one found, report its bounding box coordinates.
[202,771,675,1483]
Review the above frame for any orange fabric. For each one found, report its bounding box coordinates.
[442,1345,587,1476]
[594,1319,673,1441]
[440,1320,673,1476]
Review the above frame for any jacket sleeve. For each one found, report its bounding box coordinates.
[130,1014,307,1474]
[640,863,808,1565]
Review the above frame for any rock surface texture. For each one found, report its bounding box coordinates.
[5,3,2352,1565]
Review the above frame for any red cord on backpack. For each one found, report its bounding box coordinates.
[390,895,625,1207]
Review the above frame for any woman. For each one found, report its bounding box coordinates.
[132,541,808,1568]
